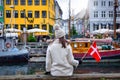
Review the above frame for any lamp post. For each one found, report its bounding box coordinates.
[9,5,15,47]
[9,5,15,29]
[23,9,27,46]
[113,0,118,40]
[23,27,27,46]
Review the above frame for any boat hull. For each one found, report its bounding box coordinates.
[0,49,29,63]
[73,49,120,62]
[0,54,28,63]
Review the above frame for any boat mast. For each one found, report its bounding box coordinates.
[23,9,27,46]
[68,0,71,39]
[113,0,118,40]
[2,0,5,49]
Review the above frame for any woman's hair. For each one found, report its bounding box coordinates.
[59,37,69,48]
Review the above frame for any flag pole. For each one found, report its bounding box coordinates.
[81,52,88,60]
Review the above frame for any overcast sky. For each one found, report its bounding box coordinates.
[56,0,89,19]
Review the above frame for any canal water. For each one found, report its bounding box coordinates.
[0,62,120,76]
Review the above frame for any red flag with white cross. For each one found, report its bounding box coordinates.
[87,41,101,62]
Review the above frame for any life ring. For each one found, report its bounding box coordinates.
[6,42,11,48]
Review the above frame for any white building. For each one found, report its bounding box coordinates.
[88,0,120,33]
[55,0,63,26]
[74,9,88,35]
[62,9,89,37]
[62,19,69,34]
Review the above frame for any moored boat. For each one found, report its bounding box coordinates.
[0,36,30,63]
[0,48,29,63]
[70,38,120,62]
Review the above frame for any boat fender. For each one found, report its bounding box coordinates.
[6,42,11,48]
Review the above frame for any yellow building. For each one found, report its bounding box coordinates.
[4,0,55,35]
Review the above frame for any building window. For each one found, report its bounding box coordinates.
[6,10,11,18]
[42,0,46,5]
[109,11,113,18]
[42,24,47,30]
[20,24,25,30]
[6,0,11,5]
[35,0,40,5]
[13,24,18,29]
[94,1,98,6]
[21,10,25,18]
[0,0,3,5]
[94,11,98,18]
[14,0,18,5]
[28,11,32,18]
[0,11,3,17]
[117,11,120,17]
[6,24,11,29]
[14,10,18,18]
[108,24,113,29]
[108,1,113,6]
[93,24,99,30]
[20,0,25,5]
[34,24,39,28]
[101,24,106,29]
[101,11,106,18]
[28,0,32,5]
[27,25,33,29]
[101,1,106,6]
[35,11,39,18]
[42,11,47,18]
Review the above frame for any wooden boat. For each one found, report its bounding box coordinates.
[70,38,120,62]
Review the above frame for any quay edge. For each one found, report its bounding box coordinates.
[0,73,120,80]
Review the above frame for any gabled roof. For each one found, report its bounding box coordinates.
[74,9,89,20]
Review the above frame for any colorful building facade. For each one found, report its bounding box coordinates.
[4,0,55,34]
[0,0,4,30]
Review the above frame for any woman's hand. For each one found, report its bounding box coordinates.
[44,71,51,75]
[79,60,82,64]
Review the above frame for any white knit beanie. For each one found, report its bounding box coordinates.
[53,24,65,39]
[53,24,61,30]
[55,29,65,39]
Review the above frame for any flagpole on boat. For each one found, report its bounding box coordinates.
[81,52,88,60]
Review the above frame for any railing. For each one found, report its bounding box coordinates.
[17,42,48,54]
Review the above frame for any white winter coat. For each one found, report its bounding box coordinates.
[46,39,79,76]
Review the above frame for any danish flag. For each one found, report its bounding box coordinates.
[87,41,101,62]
